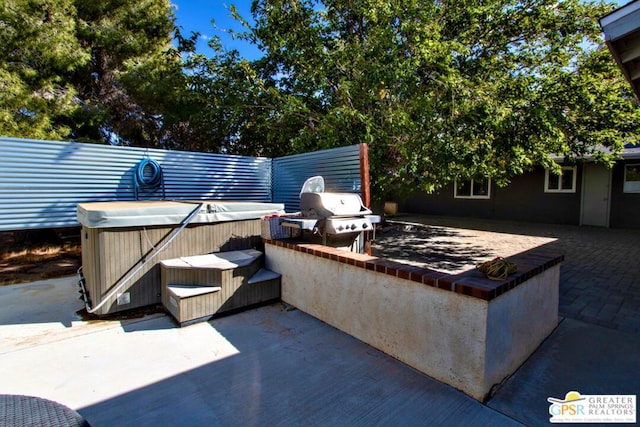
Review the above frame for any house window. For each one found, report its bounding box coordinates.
[454,178,491,199]
[545,166,576,193]
[624,164,640,193]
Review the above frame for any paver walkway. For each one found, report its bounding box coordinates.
[372,215,640,334]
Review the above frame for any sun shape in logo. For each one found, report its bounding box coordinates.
[547,391,585,404]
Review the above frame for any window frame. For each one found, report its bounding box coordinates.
[453,178,491,199]
[623,163,640,193]
[544,166,577,193]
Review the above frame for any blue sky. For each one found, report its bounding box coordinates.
[171,1,260,59]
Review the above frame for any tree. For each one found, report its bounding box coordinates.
[0,0,181,147]
[71,0,179,146]
[158,36,268,154]
[228,0,640,199]
[0,0,89,140]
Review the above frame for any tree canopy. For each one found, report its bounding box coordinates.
[0,0,88,140]
[1,0,639,200]
[228,0,640,197]
[0,0,182,146]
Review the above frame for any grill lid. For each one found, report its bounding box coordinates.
[299,175,325,197]
[300,192,372,218]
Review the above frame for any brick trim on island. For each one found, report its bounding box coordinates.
[262,238,564,301]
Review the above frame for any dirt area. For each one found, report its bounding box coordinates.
[0,228,82,286]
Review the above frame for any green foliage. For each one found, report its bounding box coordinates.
[1,0,638,197]
[0,0,180,146]
[225,0,640,199]
[0,0,89,139]
[72,0,178,145]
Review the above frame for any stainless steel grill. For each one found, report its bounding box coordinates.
[281,176,380,251]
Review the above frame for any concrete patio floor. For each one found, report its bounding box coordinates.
[0,277,518,426]
[1,275,638,426]
[1,215,638,426]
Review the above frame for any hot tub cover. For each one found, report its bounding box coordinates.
[77,200,285,228]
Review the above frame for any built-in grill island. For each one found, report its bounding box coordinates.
[280,176,380,252]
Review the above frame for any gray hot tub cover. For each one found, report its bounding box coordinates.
[77,200,285,228]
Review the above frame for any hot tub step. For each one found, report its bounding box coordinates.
[248,268,281,284]
[164,285,222,326]
[167,284,222,298]
[160,250,281,326]
[245,268,281,305]
[160,249,263,271]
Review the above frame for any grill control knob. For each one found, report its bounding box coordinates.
[350,224,357,230]
[362,223,369,229]
[337,225,344,231]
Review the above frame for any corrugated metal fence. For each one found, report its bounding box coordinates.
[273,145,362,212]
[0,137,271,230]
[0,137,362,231]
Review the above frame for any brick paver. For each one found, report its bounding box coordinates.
[373,215,640,334]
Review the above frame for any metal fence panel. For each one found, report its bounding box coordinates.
[273,145,362,212]
[0,138,362,231]
[0,137,271,231]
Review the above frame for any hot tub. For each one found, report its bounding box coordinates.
[77,200,284,315]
